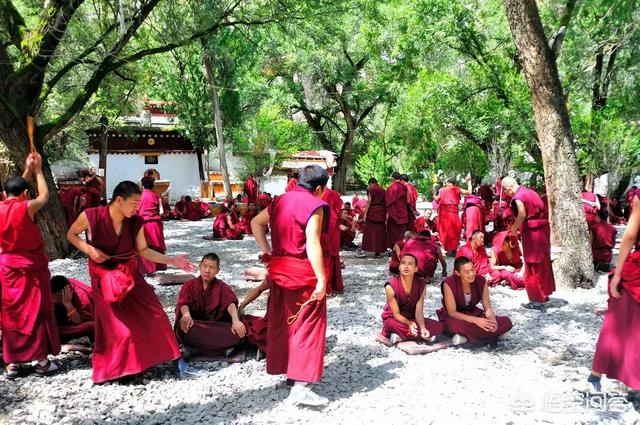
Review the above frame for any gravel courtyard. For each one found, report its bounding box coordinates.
[1,218,638,425]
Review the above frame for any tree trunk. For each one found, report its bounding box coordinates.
[332,127,354,193]
[0,124,70,260]
[201,39,232,199]
[503,0,593,289]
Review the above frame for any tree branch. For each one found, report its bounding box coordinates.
[356,99,380,127]
[294,103,346,136]
[550,0,577,58]
[0,0,26,49]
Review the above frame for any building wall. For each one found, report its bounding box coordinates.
[88,152,202,203]
[207,149,247,181]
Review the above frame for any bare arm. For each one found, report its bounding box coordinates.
[227,302,247,337]
[306,208,327,300]
[384,285,413,326]
[362,196,372,221]
[136,228,194,271]
[481,283,495,319]
[611,196,640,298]
[67,212,110,263]
[414,286,427,330]
[510,200,526,233]
[251,209,272,255]
[26,153,49,219]
[239,279,269,311]
[437,248,447,275]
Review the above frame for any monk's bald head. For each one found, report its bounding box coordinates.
[501,176,519,197]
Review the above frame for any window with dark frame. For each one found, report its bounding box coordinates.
[144,155,158,164]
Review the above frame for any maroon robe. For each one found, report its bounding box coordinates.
[212,212,244,240]
[138,189,167,274]
[491,231,524,289]
[462,195,484,240]
[161,197,173,221]
[591,221,617,265]
[414,216,435,233]
[381,276,443,339]
[59,187,82,227]
[240,208,258,235]
[183,201,201,221]
[83,177,103,207]
[85,206,180,383]
[389,239,407,274]
[362,184,387,253]
[437,275,512,344]
[512,186,555,302]
[477,184,494,222]
[285,178,298,192]
[582,192,599,228]
[339,214,356,246]
[386,180,409,248]
[244,177,259,205]
[174,200,186,219]
[406,183,418,230]
[436,186,462,252]
[0,199,60,363]
[402,236,441,281]
[457,240,523,290]
[267,187,329,383]
[54,278,94,342]
[175,277,265,355]
[195,201,211,218]
[321,188,344,294]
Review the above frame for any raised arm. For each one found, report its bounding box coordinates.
[26,153,49,220]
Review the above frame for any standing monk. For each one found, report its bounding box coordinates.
[321,188,344,294]
[582,191,600,229]
[251,165,330,407]
[502,176,555,310]
[433,176,472,255]
[402,174,419,231]
[138,177,167,275]
[462,194,485,241]
[386,172,410,249]
[1,153,62,379]
[582,188,640,394]
[357,178,387,257]
[589,209,617,273]
[67,181,197,383]
[244,174,259,205]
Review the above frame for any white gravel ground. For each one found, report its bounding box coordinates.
[0,218,638,425]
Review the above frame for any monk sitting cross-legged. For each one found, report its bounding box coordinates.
[211,205,244,240]
[380,254,444,345]
[175,253,265,360]
[50,276,94,346]
[437,256,513,346]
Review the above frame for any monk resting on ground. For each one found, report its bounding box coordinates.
[176,253,264,359]
[380,254,444,344]
[51,276,94,346]
[389,231,416,275]
[437,256,513,346]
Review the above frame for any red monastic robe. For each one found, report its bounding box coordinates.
[381,276,443,340]
[212,212,244,240]
[339,214,356,247]
[361,184,387,253]
[582,191,599,228]
[386,180,409,248]
[462,195,485,241]
[491,231,524,289]
[239,208,258,235]
[285,178,298,192]
[174,200,186,219]
[83,177,103,207]
[457,240,523,290]
[183,201,202,221]
[512,186,556,302]
[195,201,211,218]
[0,199,60,363]
[59,187,82,227]
[266,187,329,383]
[175,277,266,355]
[138,189,167,274]
[406,182,418,230]
[436,186,462,252]
[321,188,344,294]
[402,236,440,281]
[85,206,180,383]
[244,177,259,205]
[389,239,407,275]
[437,274,512,344]
[54,278,94,342]
[161,197,173,221]
[477,184,494,222]
[591,221,617,264]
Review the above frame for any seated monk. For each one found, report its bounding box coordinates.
[590,209,617,272]
[339,206,357,249]
[194,197,211,218]
[160,195,173,221]
[51,276,94,344]
[212,205,244,240]
[456,230,523,290]
[174,196,187,220]
[414,208,435,233]
[175,253,264,359]
[380,253,444,344]
[183,196,201,221]
[390,231,417,274]
[437,256,513,346]
[488,231,525,289]
[239,203,258,235]
[403,230,447,281]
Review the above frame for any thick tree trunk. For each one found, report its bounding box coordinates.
[0,123,70,260]
[332,128,354,193]
[202,40,232,199]
[503,0,594,289]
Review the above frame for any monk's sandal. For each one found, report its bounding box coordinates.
[286,385,329,407]
[4,364,21,380]
[35,360,62,377]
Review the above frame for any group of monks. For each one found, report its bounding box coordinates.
[2,153,639,407]
[57,168,106,227]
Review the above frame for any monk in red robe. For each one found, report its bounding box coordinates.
[160,195,173,221]
[193,197,211,218]
[1,153,62,379]
[489,231,525,289]
[321,188,344,294]
[390,231,416,275]
[83,168,104,207]
[456,230,523,290]
[477,183,494,222]
[51,276,94,344]
[67,180,198,383]
[182,196,202,221]
[402,174,419,231]
[174,195,187,219]
[251,164,330,407]
[386,172,410,249]
[379,254,444,344]
[437,256,513,346]
[238,278,269,356]
[462,194,485,241]
[285,174,298,192]
[176,253,265,358]
[414,208,436,233]
[582,191,600,228]
[138,177,167,274]
[502,177,555,310]
[590,209,617,272]
[433,175,472,255]
[240,203,258,235]
[339,206,357,249]
[212,205,244,240]
[59,186,82,227]
[403,231,447,281]
[357,178,387,257]
[583,188,640,393]
[244,175,259,205]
